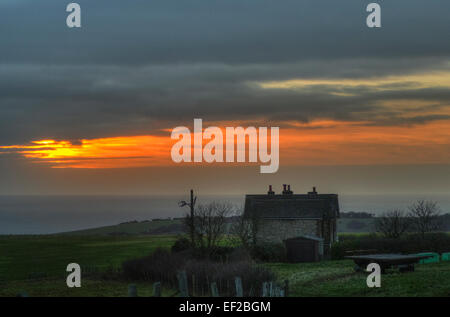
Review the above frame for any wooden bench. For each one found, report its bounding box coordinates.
[345,249,378,256]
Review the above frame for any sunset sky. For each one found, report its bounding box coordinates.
[1,0,450,195]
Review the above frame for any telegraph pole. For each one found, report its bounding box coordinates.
[178,189,197,245]
[190,189,195,245]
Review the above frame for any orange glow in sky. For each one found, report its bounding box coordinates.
[0,136,171,168]
[1,119,450,168]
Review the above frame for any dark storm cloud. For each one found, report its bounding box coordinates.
[1,0,449,65]
[1,61,450,144]
[0,0,449,144]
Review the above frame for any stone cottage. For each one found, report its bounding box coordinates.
[244,185,339,255]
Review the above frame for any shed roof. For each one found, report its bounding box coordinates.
[285,235,324,242]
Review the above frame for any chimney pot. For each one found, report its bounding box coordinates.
[307,186,318,197]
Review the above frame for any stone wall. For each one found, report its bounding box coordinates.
[256,219,319,244]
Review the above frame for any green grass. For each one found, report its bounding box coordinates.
[0,235,176,282]
[0,279,175,297]
[59,219,182,235]
[1,234,450,297]
[0,234,178,297]
[267,260,450,297]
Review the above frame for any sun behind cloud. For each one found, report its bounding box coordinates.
[2,118,450,168]
[0,135,171,168]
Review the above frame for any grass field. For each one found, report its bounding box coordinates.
[266,260,450,296]
[0,235,176,282]
[61,218,375,236]
[59,219,183,235]
[1,234,449,297]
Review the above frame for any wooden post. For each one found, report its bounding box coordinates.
[211,282,219,297]
[153,282,161,297]
[273,286,284,297]
[190,189,195,245]
[262,282,269,297]
[284,279,289,297]
[273,286,279,297]
[128,284,138,297]
[235,277,243,297]
[177,271,189,297]
[262,282,274,297]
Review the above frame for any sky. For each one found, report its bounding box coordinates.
[0,0,450,196]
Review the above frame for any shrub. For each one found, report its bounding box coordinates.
[227,247,253,263]
[207,246,235,262]
[331,232,450,260]
[171,237,236,261]
[121,248,277,296]
[251,243,287,262]
[171,237,192,253]
[183,259,276,296]
[330,241,353,260]
[122,248,186,286]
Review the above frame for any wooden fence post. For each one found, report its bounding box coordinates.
[262,282,269,297]
[153,282,161,297]
[211,282,219,297]
[262,281,274,297]
[177,270,189,297]
[235,277,243,297]
[273,286,284,297]
[128,284,138,297]
[284,279,289,297]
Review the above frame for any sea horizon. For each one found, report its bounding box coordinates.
[1,193,449,235]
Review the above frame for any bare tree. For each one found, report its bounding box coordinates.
[189,201,234,251]
[229,212,252,248]
[229,208,260,249]
[374,209,410,239]
[408,200,442,238]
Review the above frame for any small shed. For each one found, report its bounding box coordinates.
[284,235,324,263]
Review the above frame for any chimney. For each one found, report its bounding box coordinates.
[268,185,275,195]
[282,184,287,194]
[308,186,318,197]
[287,185,293,195]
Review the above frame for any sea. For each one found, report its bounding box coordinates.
[0,194,449,234]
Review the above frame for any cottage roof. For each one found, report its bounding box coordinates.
[244,187,339,219]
